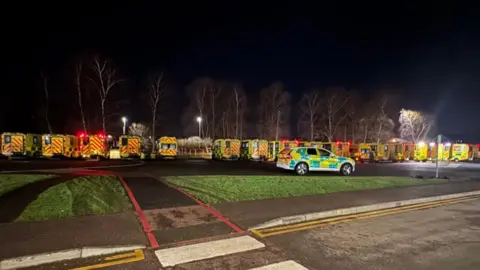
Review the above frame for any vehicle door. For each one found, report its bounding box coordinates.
[319,149,339,169]
[306,148,320,169]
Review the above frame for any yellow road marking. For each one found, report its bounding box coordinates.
[259,195,478,234]
[71,249,144,270]
[104,252,136,261]
[252,196,480,238]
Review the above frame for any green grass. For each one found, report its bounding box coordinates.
[167,175,447,204]
[17,176,133,222]
[0,174,53,196]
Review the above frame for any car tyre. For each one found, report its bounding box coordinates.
[295,162,309,176]
[340,163,353,176]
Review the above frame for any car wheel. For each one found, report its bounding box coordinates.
[340,163,353,176]
[295,162,309,175]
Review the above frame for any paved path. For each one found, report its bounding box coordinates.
[121,175,242,247]
[0,212,147,260]
[266,198,480,270]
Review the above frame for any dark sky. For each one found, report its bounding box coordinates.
[3,2,480,141]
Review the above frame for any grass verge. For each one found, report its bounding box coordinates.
[0,174,53,196]
[167,175,447,204]
[17,176,132,221]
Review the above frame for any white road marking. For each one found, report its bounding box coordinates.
[249,260,309,270]
[154,236,265,267]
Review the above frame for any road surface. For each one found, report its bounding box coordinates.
[1,159,479,180]
[267,198,480,270]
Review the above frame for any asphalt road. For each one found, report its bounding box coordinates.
[0,159,142,172]
[267,198,480,270]
[112,160,480,181]
[1,159,480,180]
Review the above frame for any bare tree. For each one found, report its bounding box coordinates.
[128,122,150,137]
[41,71,53,133]
[209,84,222,139]
[399,109,433,143]
[183,78,215,137]
[345,91,360,143]
[257,82,291,140]
[75,61,88,133]
[298,90,322,141]
[232,85,246,138]
[316,87,350,142]
[89,56,122,133]
[148,72,166,152]
[373,95,395,144]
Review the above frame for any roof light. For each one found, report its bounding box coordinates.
[429,142,435,147]
[418,142,425,147]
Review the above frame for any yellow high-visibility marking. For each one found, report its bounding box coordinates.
[251,196,480,238]
[71,249,144,270]
[259,195,475,234]
[104,251,136,261]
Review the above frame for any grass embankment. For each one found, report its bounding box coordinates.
[17,176,132,221]
[0,174,53,196]
[167,175,447,204]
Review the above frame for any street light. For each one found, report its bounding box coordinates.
[122,117,127,135]
[196,116,202,137]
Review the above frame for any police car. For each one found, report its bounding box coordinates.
[276,146,355,175]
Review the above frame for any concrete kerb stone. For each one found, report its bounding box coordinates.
[250,190,480,230]
[0,245,146,270]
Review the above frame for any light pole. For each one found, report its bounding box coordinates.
[122,117,127,135]
[196,116,202,137]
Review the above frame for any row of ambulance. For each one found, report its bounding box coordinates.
[2,131,479,163]
[212,138,480,162]
[0,132,178,159]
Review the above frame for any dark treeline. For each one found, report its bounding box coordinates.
[4,55,434,143]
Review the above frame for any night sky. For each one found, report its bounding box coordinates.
[3,2,480,141]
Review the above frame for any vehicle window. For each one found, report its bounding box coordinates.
[253,141,258,148]
[45,136,51,145]
[162,144,168,149]
[275,142,279,149]
[405,145,409,151]
[384,145,388,151]
[307,148,318,155]
[226,141,231,148]
[361,148,370,154]
[4,135,11,144]
[214,141,221,147]
[371,145,377,151]
[323,144,332,151]
[453,146,461,152]
[319,149,331,157]
[338,144,343,150]
[33,136,38,144]
[121,138,128,146]
[70,138,74,145]
[83,137,89,145]
[169,144,176,149]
